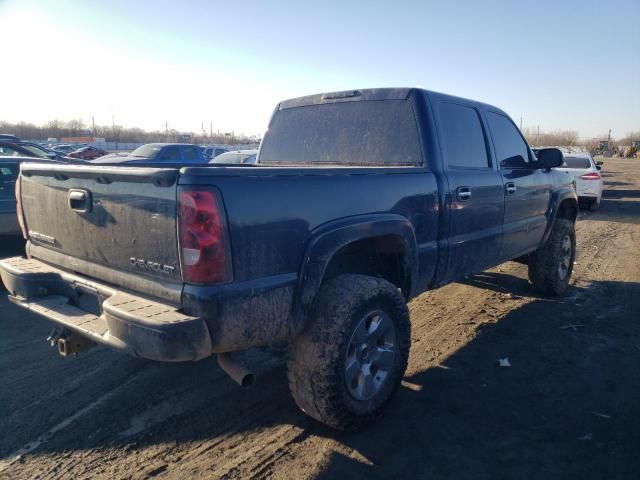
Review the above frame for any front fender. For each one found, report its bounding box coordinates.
[541,187,578,245]
[295,214,418,322]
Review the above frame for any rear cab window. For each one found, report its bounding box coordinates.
[258,99,422,166]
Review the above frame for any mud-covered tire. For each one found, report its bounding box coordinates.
[287,274,410,431]
[528,219,576,295]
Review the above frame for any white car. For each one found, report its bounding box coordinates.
[555,152,603,211]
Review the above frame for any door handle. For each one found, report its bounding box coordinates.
[456,186,471,201]
[505,182,516,195]
[68,189,92,213]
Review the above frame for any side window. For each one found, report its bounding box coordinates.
[157,146,180,162]
[487,112,530,166]
[182,146,199,162]
[439,103,489,168]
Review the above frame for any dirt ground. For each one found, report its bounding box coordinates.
[0,157,638,480]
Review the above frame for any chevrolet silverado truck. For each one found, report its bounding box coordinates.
[0,88,577,430]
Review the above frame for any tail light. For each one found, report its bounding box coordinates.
[14,174,28,239]
[178,188,232,284]
[580,172,601,180]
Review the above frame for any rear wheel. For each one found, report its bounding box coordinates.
[589,198,600,211]
[528,219,576,295]
[287,274,410,431]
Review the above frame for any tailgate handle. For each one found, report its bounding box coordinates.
[68,189,92,213]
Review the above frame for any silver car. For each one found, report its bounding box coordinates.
[210,149,258,165]
[554,152,603,211]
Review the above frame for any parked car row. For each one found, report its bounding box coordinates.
[210,149,258,165]
[201,145,228,161]
[51,144,83,155]
[66,146,107,160]
[1,134,257,165]
[0,139,64,161]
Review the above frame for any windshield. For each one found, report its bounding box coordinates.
[130,144,163,158]
[563,156,591,169]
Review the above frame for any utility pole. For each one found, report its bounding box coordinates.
[537,125,540,146]
[210,122,213,139]
[520,117,523,130]
[111,107,115,147]
[92,116,95,135]
[165,121,169,141]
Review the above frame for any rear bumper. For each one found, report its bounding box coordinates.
[0,256,213,362]
[576,181,602,199]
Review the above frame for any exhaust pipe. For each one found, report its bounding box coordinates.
[218,353,255,388]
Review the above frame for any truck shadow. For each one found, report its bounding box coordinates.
[313,277,640,479]
[579,193,640,224]
[2,275,638,478]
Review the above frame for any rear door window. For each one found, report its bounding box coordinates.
[438,102,489,168]
[259,100,422,166]
[487,112,531,167]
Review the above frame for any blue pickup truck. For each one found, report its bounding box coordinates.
[0,88,577,430]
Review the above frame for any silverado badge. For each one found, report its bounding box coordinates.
[29,230,56,244]
[129,257,176,276]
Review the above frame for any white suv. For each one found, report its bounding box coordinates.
[555,152,603,211]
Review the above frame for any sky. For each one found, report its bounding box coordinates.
[1,0,639,139]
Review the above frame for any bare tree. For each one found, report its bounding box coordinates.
[0,119,257,144]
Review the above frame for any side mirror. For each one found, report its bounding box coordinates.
[596,165,602,171]
[536,148,563,169]
[46,152,57,159]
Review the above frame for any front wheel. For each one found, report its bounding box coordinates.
[528,219,576,295]
[287,274,410,431]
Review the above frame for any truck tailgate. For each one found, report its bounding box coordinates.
[19,163,182,301]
